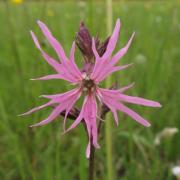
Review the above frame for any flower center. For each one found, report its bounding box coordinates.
[81,73,96,92]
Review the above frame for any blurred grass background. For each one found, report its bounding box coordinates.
[0,0,180,179]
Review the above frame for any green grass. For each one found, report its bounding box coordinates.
[0,1,179,180]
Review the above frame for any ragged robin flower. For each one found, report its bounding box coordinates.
[20,19,161,158]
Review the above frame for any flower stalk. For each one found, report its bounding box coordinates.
[88,140,95,180]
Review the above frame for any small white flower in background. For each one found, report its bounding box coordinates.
[172,166,180,180]
[154,127,179,145]
[135,54,147,64]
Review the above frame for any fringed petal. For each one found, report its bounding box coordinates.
[110,32,135,66]
[31,30,81,83]
[19,101,53,116]
[30,89,81,128]
[97,89,151,127]
[62,60,82,81]
[116,103,151,127]
[102,19,121,60]
[118,83,135,93]
[89,95,100,148]
[83,101,92,158]
[118,94,162,107]
[30,31,62,73]
[65,95,100,158]
[37,20,67,63]
[91,19,120,80]
[97,83,134,95]
[90,57,109,80]
[62,90,81,131]
[98,86,161,108]
[97,90,119,125]
[42,88,81,103]
[31,74,67,81]
[92,37,100,60]
[65,97,87,132]
[30,104,64,127]
[95,63,133,83]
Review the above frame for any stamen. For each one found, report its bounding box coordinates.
[81,72,96,93]
[83,87,88,91]
[82,72,90,80]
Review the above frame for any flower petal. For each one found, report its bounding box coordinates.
[116,103,151,127]
[65,96,89,133]
[57,41,82,81]
[90,57,109,80]
[91,19,120,80]
[65,106,85,132]
[30,31,62,73]
[110,32,135,66]
[118,94,162,107]
[111,109,119,126]
[102,19,121,60]
[41,88,80,100]
[97,89,151,127]
[98,83,135,95]
[97,90,119,125]
[92,37,100,60]
[95,63,133,82]
[19,101,53,116]
[62,90,81,131]
[118,83,135,93]
[83,95,99,156]
[89,95,100,148]
[30,104,64,127]
[98,87,161,108]
[65,95,99,157]
[32,26,82,83]
[37,20,67,63]
[64,41,82,79]
[103,102,119,126]
[30,89,81,127]
[83,103,93,158]
[30,74,74,82]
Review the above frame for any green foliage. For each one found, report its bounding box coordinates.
[0,1,179,179]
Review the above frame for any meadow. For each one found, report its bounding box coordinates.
[0,1,179,179]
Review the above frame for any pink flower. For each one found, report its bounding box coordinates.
[21,19,161,158]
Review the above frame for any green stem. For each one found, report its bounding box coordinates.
[88,142,95,180]
[88,116,105,180]
[105,0,114,180]
[105,118,113,180]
